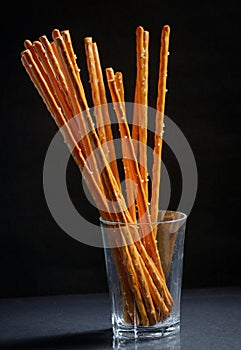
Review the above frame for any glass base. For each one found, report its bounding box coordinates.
[113,316,180,340]
[113,330,181,350]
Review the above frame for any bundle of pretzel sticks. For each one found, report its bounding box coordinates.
[21,25,172,326]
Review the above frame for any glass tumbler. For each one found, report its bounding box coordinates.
[100,210,187,341]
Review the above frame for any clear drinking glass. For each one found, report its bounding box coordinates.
[100,210,187,341]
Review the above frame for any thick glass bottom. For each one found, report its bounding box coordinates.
[113,315,180,340]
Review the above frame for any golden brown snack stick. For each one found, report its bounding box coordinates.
[61,29,82,83]
[53,29,87,106]
[92,42,120,186]
[115,71,137,221]
[84,37,108,155]
[115,71,125,106]
[106,68,149,220]
[150,25,170,230]
[132,26,143,156]
[138,28,149,198]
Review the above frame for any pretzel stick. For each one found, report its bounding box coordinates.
[115,71,136,220]
[92,42,120,186]
[106,68,149,219]
[61,30,82,84]
[112,72,137,221]
[131,26,143,157]
[131,27,149,202]
[53,29,88,108]
[115,71,125,108]
[84,37,108,156]
[138,29,149,199]
[150,25,170,233]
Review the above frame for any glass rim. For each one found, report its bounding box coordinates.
[99,210,187,226]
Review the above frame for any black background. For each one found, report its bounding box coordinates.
[1,1,240,298]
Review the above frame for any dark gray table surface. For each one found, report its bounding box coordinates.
[0,287,240,349]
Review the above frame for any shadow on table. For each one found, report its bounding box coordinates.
[0,328,113,349]
[0,329,181,350]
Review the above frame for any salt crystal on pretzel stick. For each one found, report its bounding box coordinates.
[150,25,170,233]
